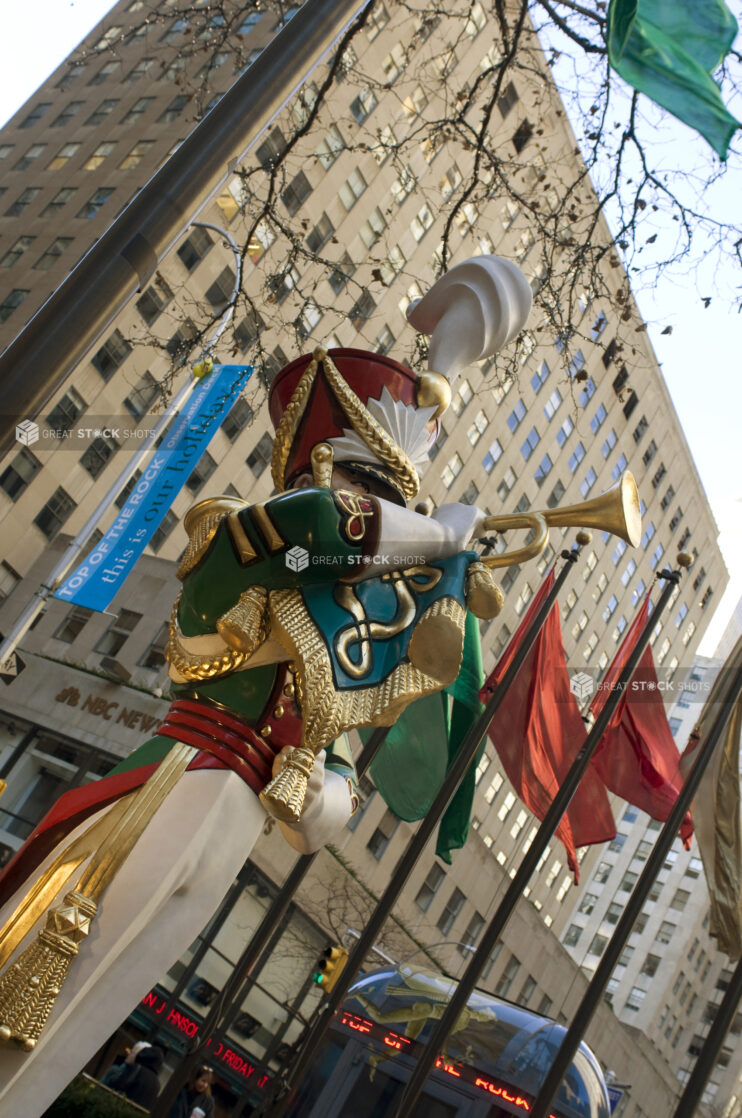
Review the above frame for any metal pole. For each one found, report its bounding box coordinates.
[530,657,742,1118]
[264,544,583,1118]
[0,0,371,457]
[0,224,242,669]
[395,565,682,1118]
[150,722,389,1118]
[671,955,742,1118]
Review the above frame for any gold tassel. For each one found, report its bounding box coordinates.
[260,746,315,823]
[0,891,96,1049]
[0,742,195,1050]
[465,561,504,619]
[216,586,269,653]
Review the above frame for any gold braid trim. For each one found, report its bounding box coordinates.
[166,596,251,681]
[177,496,248,581]
[267,588,466,754]
[271,351,321,491]
[270,347,421,499]
[321,351,420,500]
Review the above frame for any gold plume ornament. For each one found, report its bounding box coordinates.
[0,742,195,1049]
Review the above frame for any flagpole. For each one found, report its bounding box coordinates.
[149,723,390,1118]
[529,652,742,1118]
[394,560,685,1118]
[262,540,585,1118]
[671,954,742,1118]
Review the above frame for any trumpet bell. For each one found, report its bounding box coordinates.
[479,471,642,569]
[542,470,642,547]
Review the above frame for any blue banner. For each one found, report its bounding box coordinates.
[55,364,253,612]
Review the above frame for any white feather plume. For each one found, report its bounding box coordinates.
[329,386,437,472]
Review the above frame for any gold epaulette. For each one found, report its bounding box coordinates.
[177,495,248,580]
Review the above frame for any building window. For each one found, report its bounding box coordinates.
[41,187,77,217]
[122,371,158,422]
[366,808,399,860]
[262,260,297,302]
[520,426,540,461]
[482,439,503,473]
[234,308,265,354]
[656,920,676,945]
[625,986,645,1011]
[5,187,41,217]
[589,934,608,957]
[314,125,344,169]
[34,237,73,271]
[186,451,217,496]
[149,510,178,553]
[84,98,119,126]
[19,102,51,128]
[122,97,154,124]
[467,410,488,445]
[247,433,273,477]
[336,168,368,214]
[0,447,41,501]
[411,203,434,242]
[139,622,169,669]
[350,86,377,124]
[437,887,465,935]
[136,279,174,326]
[92,329,130,380]
[177,228,213,272]
[306,213,335,254]
[642,953,661,977]
[205,266,237,314]
[281,170,313,216]
[54,605,93,643]
[15,144,46,170]
[118,140,155,171]
[83,142,117,171]
[47,387,86,433]
[220,397,253,444]
[1,236,35,269]
[580,468,597,498]
[415,864,445,912]
[95,609,142,657]
[77,187,115,219]
[34,487,77,540]
[374,325,395,355]
[80,434,119,479]
[495,953,521,996]
[670,888,690,912]
[532,360,551,393]
[507,399,527,432]
[2,287,30,320]
[441,453,463,489]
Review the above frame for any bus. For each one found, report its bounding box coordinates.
[283,965,611,1118]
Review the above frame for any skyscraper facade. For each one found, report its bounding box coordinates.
[0,1,731,1113]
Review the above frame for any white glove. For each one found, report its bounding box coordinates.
[270,748,353,854]
[431,503,488,552]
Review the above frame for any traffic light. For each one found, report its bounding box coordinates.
[312,945,348,994]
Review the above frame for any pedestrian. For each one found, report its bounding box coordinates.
[101,1040,165,1110]
[167,1065,215,1118]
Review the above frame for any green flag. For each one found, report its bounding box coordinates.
[368,610,485,864]
[607,0,740,158]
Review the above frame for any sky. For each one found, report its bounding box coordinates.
[1,0,740,657]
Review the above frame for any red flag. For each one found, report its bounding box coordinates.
[589,595,693,846]
[481,571,616,881]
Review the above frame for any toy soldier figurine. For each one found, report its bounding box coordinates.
[0,256,532,1116]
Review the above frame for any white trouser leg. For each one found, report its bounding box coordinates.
[0,770,264,1118]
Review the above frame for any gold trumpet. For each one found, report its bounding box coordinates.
[479,470,642,569]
